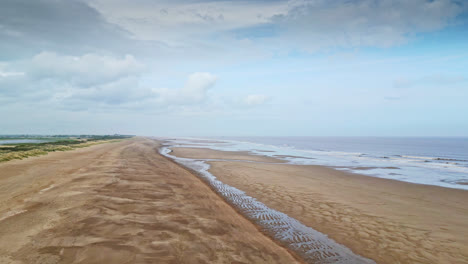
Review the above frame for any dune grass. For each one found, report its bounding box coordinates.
[0,135,132,163]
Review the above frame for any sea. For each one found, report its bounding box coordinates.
[0,139,48,145]
[168,136,468,190]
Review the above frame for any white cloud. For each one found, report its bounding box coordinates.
[1,56,218,112]
[0,52,149,108]
[26,52,145,87]
[153,72,217,105]
[0,63,25,79]
[243,94,270,106]
[0,71,24,78]
[54,77,154,108]
[45,72,218,111]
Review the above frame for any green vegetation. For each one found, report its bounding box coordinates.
[0,135,133,163]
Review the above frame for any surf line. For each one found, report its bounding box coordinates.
[159,144,375,264]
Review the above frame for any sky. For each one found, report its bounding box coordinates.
[1,0,467,136]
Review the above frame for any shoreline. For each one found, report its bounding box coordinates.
[161,146,374,264]
[170,146,468,264]
[164,137,468,191]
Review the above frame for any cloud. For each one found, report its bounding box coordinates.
[2,0,465,63]
[85,0,288,44]
[0,71,24,78]
[0,0,146,60]
[1,51,147,109]
[83,0,467,56]
[1,51,146,99]
[57,72,218,111]
[1,0,468,136]
[25,52,145,87]
[268,0,466,50]
[153,72,217,105]
[0,63,23,77]
[0,54,217,112]
[243,94,270,106]
[53,77,155,109]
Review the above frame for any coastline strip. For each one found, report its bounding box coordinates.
[160,145,375,264]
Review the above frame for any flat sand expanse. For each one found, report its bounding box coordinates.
[171,147,468,264]
[0,138,300,264]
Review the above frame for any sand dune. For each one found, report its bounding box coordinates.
[171,147,468,264]
[0,138,300,264]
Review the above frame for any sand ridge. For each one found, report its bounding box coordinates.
[0,138,301,264]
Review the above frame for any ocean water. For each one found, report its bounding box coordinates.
[0,139,48,145]
[168,137,468,190]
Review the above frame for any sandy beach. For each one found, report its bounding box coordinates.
[171,147,468,264]
[0,138,300,264]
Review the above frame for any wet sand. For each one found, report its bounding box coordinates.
[0,138,300,264]
[171,147,468,264]
[169,147,284,163]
